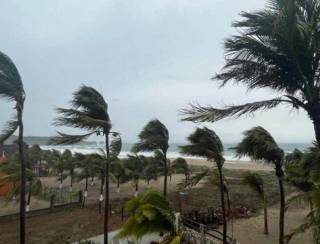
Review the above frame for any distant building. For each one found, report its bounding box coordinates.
[0,153,14,197]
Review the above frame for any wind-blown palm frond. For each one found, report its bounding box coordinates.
[180,127,224,165]
[180,169,210,189]
[0,117,18,144]
[0,51,24,101]
[54,108,110,130]
[110,133,122,159]
[181,98,290,122]
[243,172,264,198]
[235,126,284,164]
[132,119,169,153]
[51,85,111,146]
[118,191,175,240]
[50,131,96,145]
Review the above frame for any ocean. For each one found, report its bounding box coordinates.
[40,142,311,161]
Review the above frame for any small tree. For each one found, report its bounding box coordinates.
[243,172,268,234]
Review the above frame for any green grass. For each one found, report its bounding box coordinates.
[168,168,298,215]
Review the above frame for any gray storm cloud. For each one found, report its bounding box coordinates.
[0,0,314,143]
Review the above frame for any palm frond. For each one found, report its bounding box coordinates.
[0,117,18,144]
[179,169,210,188]
[181,98,287,123]
[132,119,169,153]
[235,126,284,164]
[0,51,24,100]
[49,131,95,145]
[110,133,122,158]
[242,172,265,199]
[180,127,224,164]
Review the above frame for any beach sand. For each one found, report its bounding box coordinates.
[185,158,274,171]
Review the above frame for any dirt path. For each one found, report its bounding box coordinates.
[0,204,124,244]
[227,204,311,244]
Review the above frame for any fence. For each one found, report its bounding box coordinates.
[180,215,236,244]
[0,191,82,221]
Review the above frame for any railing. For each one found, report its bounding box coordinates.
[180,215,236,244]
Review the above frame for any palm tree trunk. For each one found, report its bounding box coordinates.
[163,150,168,197]
[27,181,32,212]
[117,177,120,192]
[308,108,320,145]
[218,166,227,244]
[18,106,26,244]
[82,176,88,208]
[104,133,110,244]
[263,203,269,235]
[99,174,104,214]
[70,170,73,192]
[276,166,285,244]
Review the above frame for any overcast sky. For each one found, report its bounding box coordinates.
[0,0,315,143]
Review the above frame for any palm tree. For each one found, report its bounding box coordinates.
[0,154,41,213]
[243,172,268,234]
[49,149,71,189]
[142,157,158,185]
[181,0,320,145]
[0,51,26,244]
[74,153,96,207]
[110,160,126,193]
[50,85,113,244]
[180,127,228,244]
[132,119,169,196]
[172,157,190,182]
[123,154,148,196]
[118,191,176,241]
[235,126,285,244]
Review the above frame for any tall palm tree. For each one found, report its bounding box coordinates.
[180,127,228,244]
[0,51,26,244]
[235,126,285,244]
[243,172,268,235]
[50,85,113,244]
[181,0,320,145]
[132,119,169,196]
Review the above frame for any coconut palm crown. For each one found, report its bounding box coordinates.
[235,126,284,167]
[181,0,320,145]
[180,127,224,167]
[132,119,169,153]
[50,85,111,144]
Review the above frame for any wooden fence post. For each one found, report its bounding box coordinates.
[50,195,55,210]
